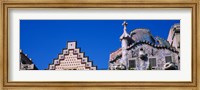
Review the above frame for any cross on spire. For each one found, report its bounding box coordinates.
[122,21,128,31]
[120,21,130,40]
[122,21,128,26]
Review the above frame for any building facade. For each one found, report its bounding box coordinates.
[48,42,97,70]
[20,50,38,70]
[109,21,180,70]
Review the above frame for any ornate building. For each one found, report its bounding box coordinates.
[20,50,38,70]
[48,42,97,70]
[109,21,180,70]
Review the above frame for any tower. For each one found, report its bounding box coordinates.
[120,21,130,69]
[167,24,180,52]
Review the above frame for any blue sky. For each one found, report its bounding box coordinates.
[20,20,180,70]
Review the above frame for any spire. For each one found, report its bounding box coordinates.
[120,21,130,40]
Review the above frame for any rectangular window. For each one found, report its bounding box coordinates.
[129,60,136,68]
[165,56,172,63]
[82,59,86,62]
[178,41,180,48]
[149,58,156,67]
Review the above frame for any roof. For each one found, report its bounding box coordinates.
[130,28,156,44]
[155,37,171,48]
[20,52,33,64]
[127,28,178,53]
[110,22,180,61]
[20,51,38,70]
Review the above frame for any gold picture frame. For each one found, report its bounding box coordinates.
[0,0,199,90]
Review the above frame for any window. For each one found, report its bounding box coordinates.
[149,58,156,67]
[60,56,64,59]
[171,42,173,46]
[54,60,59,64]
[129,60,136,68]
[83,59,85,62]
[165,56,172,63]
[178,41,180,48]
[51,66,54,69]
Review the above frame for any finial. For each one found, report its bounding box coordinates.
[122,21,128,26]
[120,21,130,40]
[122,21,128,31]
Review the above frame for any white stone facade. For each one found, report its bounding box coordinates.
[48,42,97,70]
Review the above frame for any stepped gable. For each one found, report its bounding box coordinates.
[48,41,97,70]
